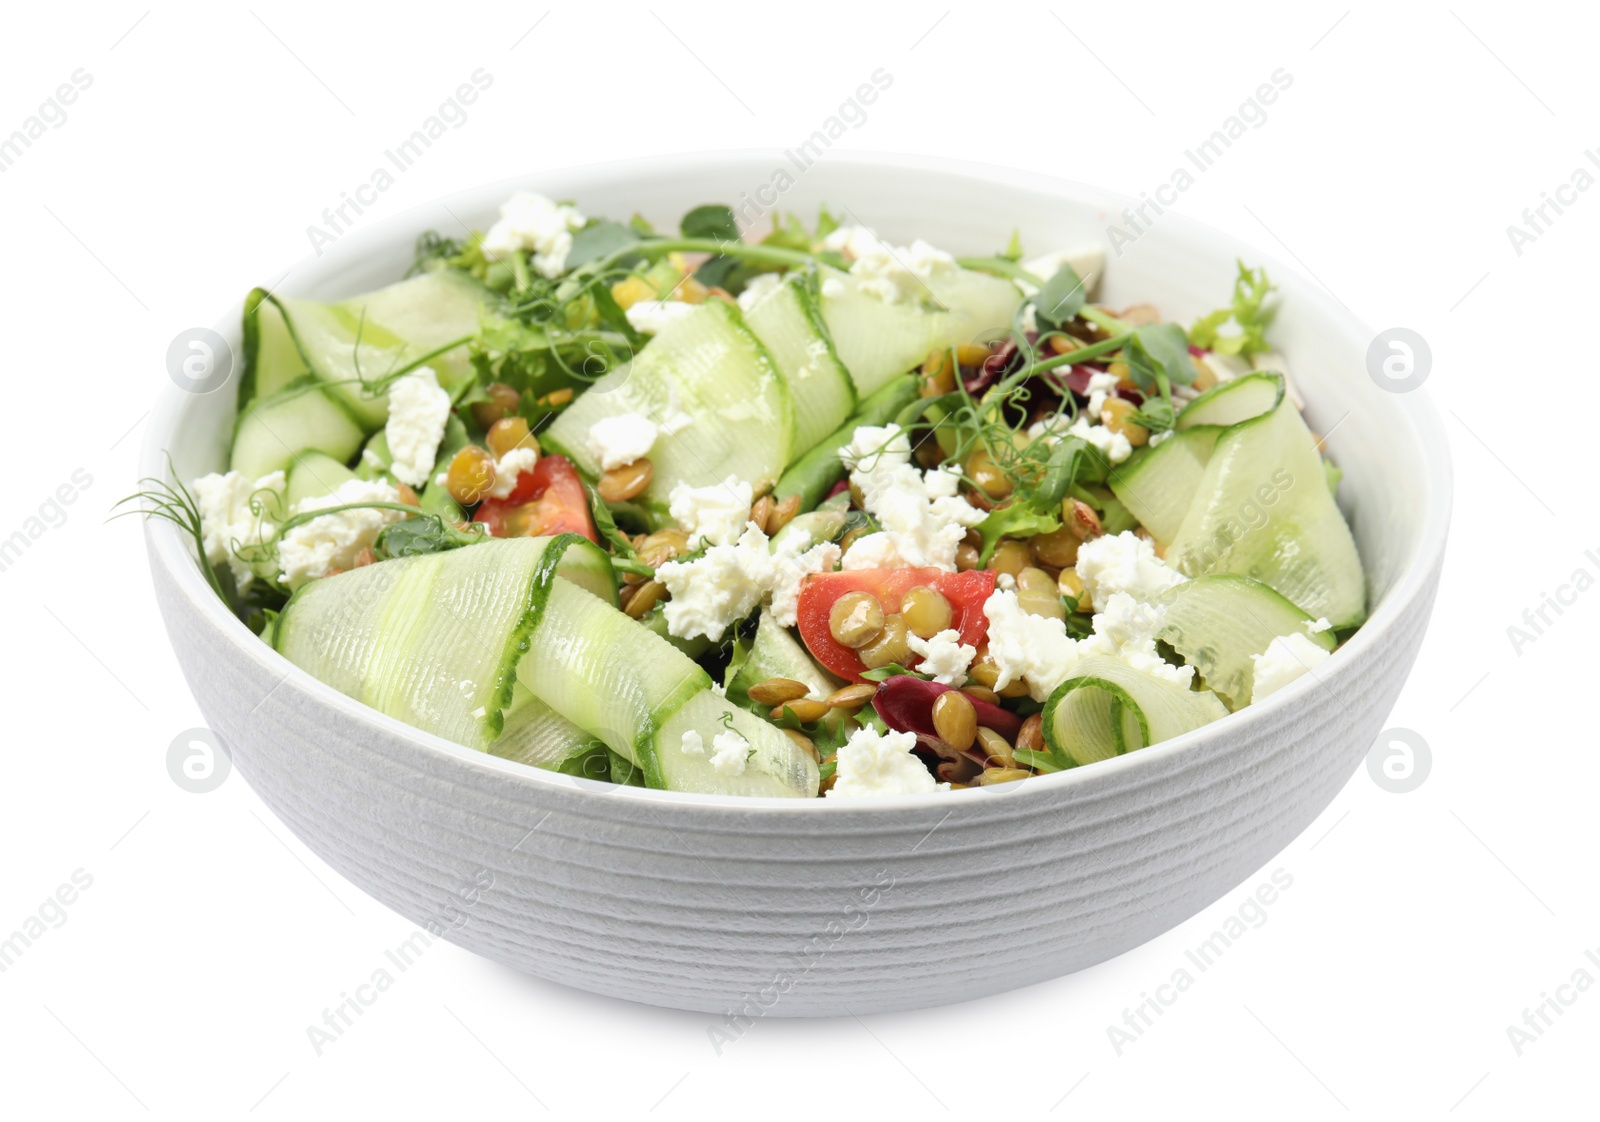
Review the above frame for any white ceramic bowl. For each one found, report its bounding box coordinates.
[144,153,1450,1017]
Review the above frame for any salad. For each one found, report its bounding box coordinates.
[135,192,1365,799]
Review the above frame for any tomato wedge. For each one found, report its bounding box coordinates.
[796,568,996,682]
[472,454,597,542]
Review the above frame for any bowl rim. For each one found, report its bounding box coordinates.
[141,148,1453,813]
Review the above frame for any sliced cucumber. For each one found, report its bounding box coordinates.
[1166,396,1367,628]
[264,270,492,428]
[726,610,841,705]
[818,266,1022,398]
[242,287,308,401]
[1042,656,1228,767]
[1176,371,1283,430]
[285,450,358,506]
[490,684,602,772]
[543,301,794,516]
[1108,427,1221,545]
[230,378,366,479]
[652,689,819,797]
[274,536,615,751]
[742,271,856,458]
[517,575,709,784]
[1154,575,1336,710]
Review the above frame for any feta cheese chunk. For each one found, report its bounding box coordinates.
[826,727,949,798]
[1306,617,1333,635]
[1014,247,1106,299]
[385,366,452,488]
[586,412,658,471]
[1074,531,1188,612]
[1082,593,1193,688]
[842,459,984,572]
[838,422,912,473]
[1084,371,1121,418]
[820,225,957,304]
[736,271,783,310]
[907,629,975,686]
[624,299,697,335]
[680,730,706,756]
[1251,632,1332,700]
[487,445,539,499]
[656,523,839,640]
[480,191,586,278]
[277,479,406,586]
[1066,416,1133,465]
[669,476,755,549]
[709,728,751,777]
[192,469,287,590]
[982,588,1086,701]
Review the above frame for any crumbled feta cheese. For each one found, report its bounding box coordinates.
[586,413,658,471]
[480,191,586,278]
[277,479,405,586]
[1147,429,1175,448]
[981,588,1086,701]
[192,470,287,590]
[1014,247,1105,299]
[907,629,975,686]
[1081,593,1193,688]
[820,225,957,304]
[1075,531,1188,612]
[826,727,949,798]
[1306,617,1333,634]
[766,540,842,629]
[669,476,754,548]
[736,271,783,310]
[487,445,539,499]
[820,276,847,299]
[1084,371,1121,418]
[433,471,448,488]
[385,366,451,487]
[625,299,697,335]
[996,572,1016,592]
[656,523,839,639]
[1066,416,1133,465]
[838,422,912,473]
[842,460,983,572]
[680,730,706,756]
[1251,632,1332,700]
[709,728,751,776]
[361,447,385,470]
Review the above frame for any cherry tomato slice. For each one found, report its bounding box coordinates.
[472,454,596,542]
[796,568,996,682]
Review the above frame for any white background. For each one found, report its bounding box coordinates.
[0,2,1593,1117]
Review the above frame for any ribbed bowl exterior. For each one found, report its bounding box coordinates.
[150,541,1439,1016]
[143,153,1450,1016]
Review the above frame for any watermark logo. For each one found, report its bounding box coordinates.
[1506,549,1599,654]
[167,727,231,793]
[1366,328,1431,393]
[0,469,94,576]
[1506,152,1600,256]
[0,869,94,975]
[166,328,233,394]
[1366,727,1430,793]
[0,69,93,174]
[1505,945,1600,1056]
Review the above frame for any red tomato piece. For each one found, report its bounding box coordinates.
[796,568,996,682]
[472,454,596,542]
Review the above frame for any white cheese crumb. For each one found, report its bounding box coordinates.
[1306,617,1333,634]
[1084,371,1121,418]
[736,271,783,310]
[1083,593,1193,688]
[1066,416,1134,465]
[826,727,949,798]
[981,588,1086,701]
[841,459,983,573]
[487,445,539,499]
[586,413,658,471]
[1074,531,1188,613]
[709,728,750,776]
[669,476,754,548]
[277,479,406,586]
[480,191,586,278]
[820,226,956,304]
[838,422,912,473]
[624,299,697,335]
[384,366,451,487]
[680,729,706,757]
[656,523,839,640]
[1251,632,1332,700]
[907,629,975,686]
[192,469,287,591]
